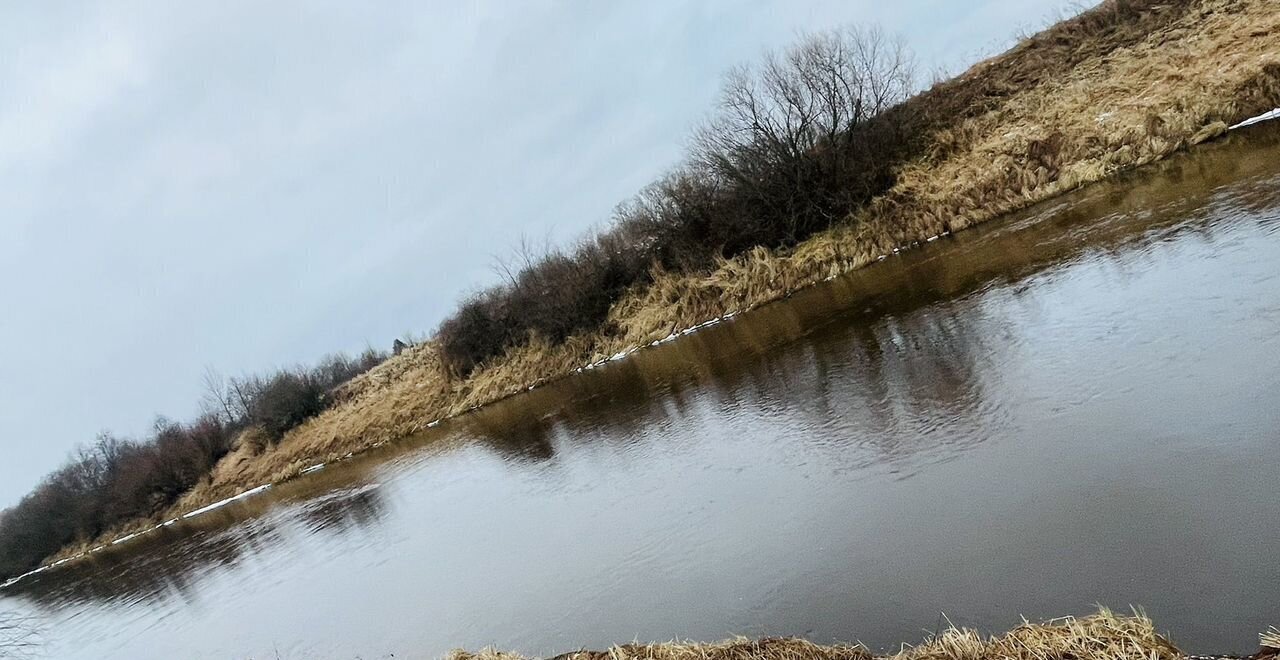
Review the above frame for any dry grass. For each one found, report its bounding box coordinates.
[610,0,1280,345]
[39,0,1280,563]
[469,638,870,660]
[1262,628,1280,650]
[449,610,1181,660]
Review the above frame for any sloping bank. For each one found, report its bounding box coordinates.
[37,0,1280,565]
[450,611,1280,660]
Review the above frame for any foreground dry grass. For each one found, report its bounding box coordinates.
[43,0,1280,560]
[450,611,1189,660]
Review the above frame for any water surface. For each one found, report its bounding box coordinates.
[3,126,1279,659]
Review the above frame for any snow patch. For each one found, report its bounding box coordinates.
[181,484,272,520]
[110,532,142,546]
[1230,108,1280,130]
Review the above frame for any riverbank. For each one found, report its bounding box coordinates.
[450,611,1277,660]
[24,0,1280,570]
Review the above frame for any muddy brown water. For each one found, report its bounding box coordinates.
[3,126,1280,659]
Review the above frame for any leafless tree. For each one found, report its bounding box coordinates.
[694,26,914,236]
[699,26,913,159]
[434,25,918,376]
[199,366,237,423]
[490,233,556,290]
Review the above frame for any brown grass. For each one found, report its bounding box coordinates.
[449,610,1182,660]
[39,0,1280,564]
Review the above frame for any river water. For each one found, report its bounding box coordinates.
[3,126,1279,659]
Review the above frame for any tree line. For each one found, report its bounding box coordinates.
[0,351,383,580]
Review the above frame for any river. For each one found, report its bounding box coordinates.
[2,125,1279,660]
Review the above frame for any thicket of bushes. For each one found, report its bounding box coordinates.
[0,350,383,580]
[433,0,1209,377]
[436,27,916,376]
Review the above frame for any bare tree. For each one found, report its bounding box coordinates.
[489,233,555,290]
[199,366,237,423]
[435,24,918,376]
[693,26,914,237]
[227,375,259,423]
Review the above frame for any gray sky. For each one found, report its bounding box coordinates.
[0,0,1082,507]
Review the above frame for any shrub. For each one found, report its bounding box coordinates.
[436,26,915,375]
[0,348,385,580]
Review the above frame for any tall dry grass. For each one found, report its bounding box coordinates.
[608,0,1280,347]
[449,610,1183,660]
[37,0,1280,563]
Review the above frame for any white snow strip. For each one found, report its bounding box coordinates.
[301,463,326,475]
[426,419,440,428]
[1230,108,1280,130]
[181,484,272,520]
[110,532,142,546]
[2,566,46,588]
[2,484,276,589]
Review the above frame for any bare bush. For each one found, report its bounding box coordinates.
[200,350,385,440]
[436,26,916,375]
[0,348,385,581]
[693,26,913,241]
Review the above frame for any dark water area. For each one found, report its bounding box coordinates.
[3,125,1280,659]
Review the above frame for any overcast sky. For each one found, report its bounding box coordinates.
[0,0,1085,507]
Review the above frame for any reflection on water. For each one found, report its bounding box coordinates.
[3,125,1280,659]
[7,483,388,613]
